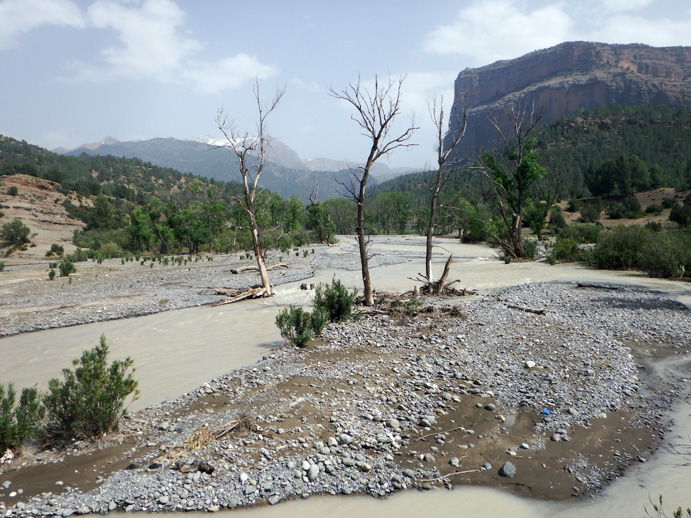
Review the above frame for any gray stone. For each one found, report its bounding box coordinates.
[338,433,353,445]
[307,464,320,481]
[449,457,461,468]
[499,461,517,478]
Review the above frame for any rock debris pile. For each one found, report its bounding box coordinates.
[1,282,689,516]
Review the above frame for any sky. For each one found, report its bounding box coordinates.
[1,0,690,169]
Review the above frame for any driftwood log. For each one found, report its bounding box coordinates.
[577,282,619,290]
[230,263,288,275]
[507,304,546,315]
[212,286,271,306]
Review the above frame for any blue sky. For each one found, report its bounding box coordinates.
[1,0,690,169]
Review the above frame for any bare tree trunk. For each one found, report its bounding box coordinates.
[330,75,417,306]
[216,80,285,298]
[425,94,467,284]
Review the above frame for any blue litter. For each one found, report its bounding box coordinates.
[541,408,551,415]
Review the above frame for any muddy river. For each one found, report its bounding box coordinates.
[1,236,690,517]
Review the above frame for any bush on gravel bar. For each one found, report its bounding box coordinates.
[313,276,358,322]
[0,383,45,452]
[43,335,140,439]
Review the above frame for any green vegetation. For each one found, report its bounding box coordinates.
[43,335,139,439]
[275,277,356,346]
[1,218,31,245]
[59,259,76,277]
[313,277,358,322]
[580,226,691,279]
[274,305,327,347]
[46,243,64,257]
[0,383,45,452]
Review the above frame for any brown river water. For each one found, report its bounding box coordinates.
[1,236,690,517]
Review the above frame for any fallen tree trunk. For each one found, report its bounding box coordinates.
[577,282,618,290]
[507,304,546,315]
[212,286,271,306]
[231,263,288,275]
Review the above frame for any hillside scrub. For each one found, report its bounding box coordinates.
[1,218,31,245]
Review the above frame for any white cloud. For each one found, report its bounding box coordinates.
[84,0,200,81]
[586,13,691,46]
[597,0,652,13]
[289,78,325,94]
[0,0,275,91]
[0,0,84,50]
[424,0,574,64]
[183,54,277,94]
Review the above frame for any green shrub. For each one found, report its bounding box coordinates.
[607,202,625,219]
[661,197,676,209]
[522,239,538,259]
[0,383,45,452]
[670,203,691,227]
[639,230,691,278]
[50,243,65,256]
[313,277,358,322]
[96,241,121,259]
[7,186,18,196]
[566,198,582,212]
[59,259,76,277]
[622,196,641,214]
[48,269,56,280]
[0,261,4,272]
[66,248,90,263]
[550,237,581,262]
[558,223,602,244]
[549,206,566,230]
[646,204,663,215]
[1,218,31,245]
[43,335,139,439]
[645,221,663,232]
[580,203,601,223]
[275,306,314,347]
[591,225,649,269]
[310,307,328,336]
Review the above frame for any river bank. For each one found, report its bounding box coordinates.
[0,237,690,517]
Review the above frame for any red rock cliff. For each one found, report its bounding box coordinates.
[446,41,691,159]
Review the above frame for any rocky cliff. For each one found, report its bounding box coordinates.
[445,41,691,160]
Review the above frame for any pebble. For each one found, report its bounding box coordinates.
[499,461,517,478]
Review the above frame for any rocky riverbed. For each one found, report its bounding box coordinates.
[1,278,689,516]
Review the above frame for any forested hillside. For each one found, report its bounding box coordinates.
[0,135,241,202]
[374,104,691,201]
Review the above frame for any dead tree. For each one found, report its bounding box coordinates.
[216,80,285,298]
[423,93,468,293]
[330,75,417,305]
